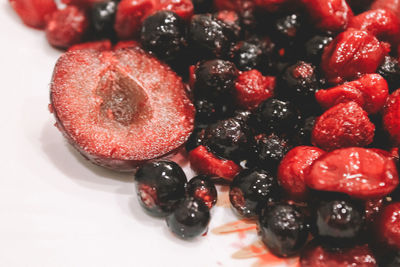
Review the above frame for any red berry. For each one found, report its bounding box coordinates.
[371,0,400,18]
[61,0,104,9]
[157,0,193,21]
[315,74,389,114]
[383,89,400,145]
[68,40,112,52]
[306,147,399,199]
[50,48,194,171]
[300,243,377,267]
[312,102,375,151]
[114,0,155,39]
[321,29,390,84]
[9,0,57,29]
[234,70,275,110]
[277,146,325,201]
[376,202,400,250]
[254,0,290,12]
[300,0,353,33]
[113,40,141,50]
[188,145,241,181]
[349,9,400,45]
[45,6,89,49]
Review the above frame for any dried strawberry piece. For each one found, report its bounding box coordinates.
[277,146,325,201]
[234,70,275,110]
[306,147,399,199]
[9,0,57,29]
[189,145,241,181]
[349,9,400,45]
[114,0,155,39]
[113,40,140,50]
[158,0,194,21]
[300,0,353,33]
[50,48,194,171]
[45,6,89,49]
[68,40,112,51]
[371,0,400,17]
[375,202,400,250]
[321,29,390,84]
[383,89,400,145]
[300,242,378,267]
[312,102,375,151]
[316,74,389,114]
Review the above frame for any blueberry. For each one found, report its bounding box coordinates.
[194,99,218,125]
[313,199,365,247]
[377,56,400,93]
[135,161,187,217]
[194,59,238,100]
[91,0,118,38]
[166,197,210,239]
[251,98,301,135]
[258,203,309,257]
[304,35,333,64]
[214,10,241,39]
[187,175,217,209]
[231,41,265,71]
[189,14,236,58]
[274,13,304,44]
[229,169,278,217]
[141,11,187,61]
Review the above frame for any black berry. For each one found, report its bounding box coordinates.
[231,41,265,71]
[90,0,118,38]
[229,169,278,217]
[135,161,187,217]
[377,56,400,93]
[274,13,304,45]
[258,203,309,257]
[187,175,217,209]
[166,197,210,239]
[304,35,333,64]
[194,99,218,125]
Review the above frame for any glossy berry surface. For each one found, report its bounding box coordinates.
[229,169,278,218]
[141,11,186,61]
[231,41,265,72]
[376,202,400,250]
[258,203,308,257]
[377,56,400,93]
[314,199,365,246]
[91,0,118,38]
[274,13,305,45]
[304,35,333,63]
[187,175,217,209]
[166,197,210,239]
[383,89,400,145]
[135,161,187,217]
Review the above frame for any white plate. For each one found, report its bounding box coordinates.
[0,3,290,266]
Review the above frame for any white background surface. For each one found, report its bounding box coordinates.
[0,2,275,266]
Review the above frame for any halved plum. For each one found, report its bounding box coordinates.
[50,47,194,171]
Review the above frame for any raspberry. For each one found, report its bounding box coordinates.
[277,146,325,201]
[306,147,399,199]
[45,6,89,49]
[9,0,57,29]
[67,40,112,52]
[188,145,241,181]
[315,74,389,114]
[234,70,275,110]
[321,29,390,84]
[300,0,353,32]
[349,9,400,45]
[383,89,400,145]
[376,202,400,250]
[312,102,375,151]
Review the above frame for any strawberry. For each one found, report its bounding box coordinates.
[9,0,57,29]
[68,40,112,52]
[312,102,375,151]
[375,202,400,250]
[383,89,400,145]
[316,74,389,114]
[371,0,400,17]
[113,40,141,50]
[189,145,241,181]
[50,47,194,171]
[306,147,399,199]
[61,0,104,9]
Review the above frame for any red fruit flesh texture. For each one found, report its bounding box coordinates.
[321,29,390,85]
[68,40,113,52]
[157,0,193,21]
[306,147,399,199]
[376,202,400,250]
[384,89,400,145]
[50,48,195,171]
[315,74,389,114]
[277,146,325,201]
[300,243,377,267]
[312,102,375,151]
[349,9,400,45]
[300,0,353,33]
[45,6,89,49]
[114,0,155,40]
[9,0,57,29]
[234,70,275,110]
[189,146,241,181]
[372,0,400,17]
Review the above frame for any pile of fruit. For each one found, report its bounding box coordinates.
[10,0,400,265]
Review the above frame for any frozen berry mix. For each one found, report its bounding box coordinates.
[11,0,400,260]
